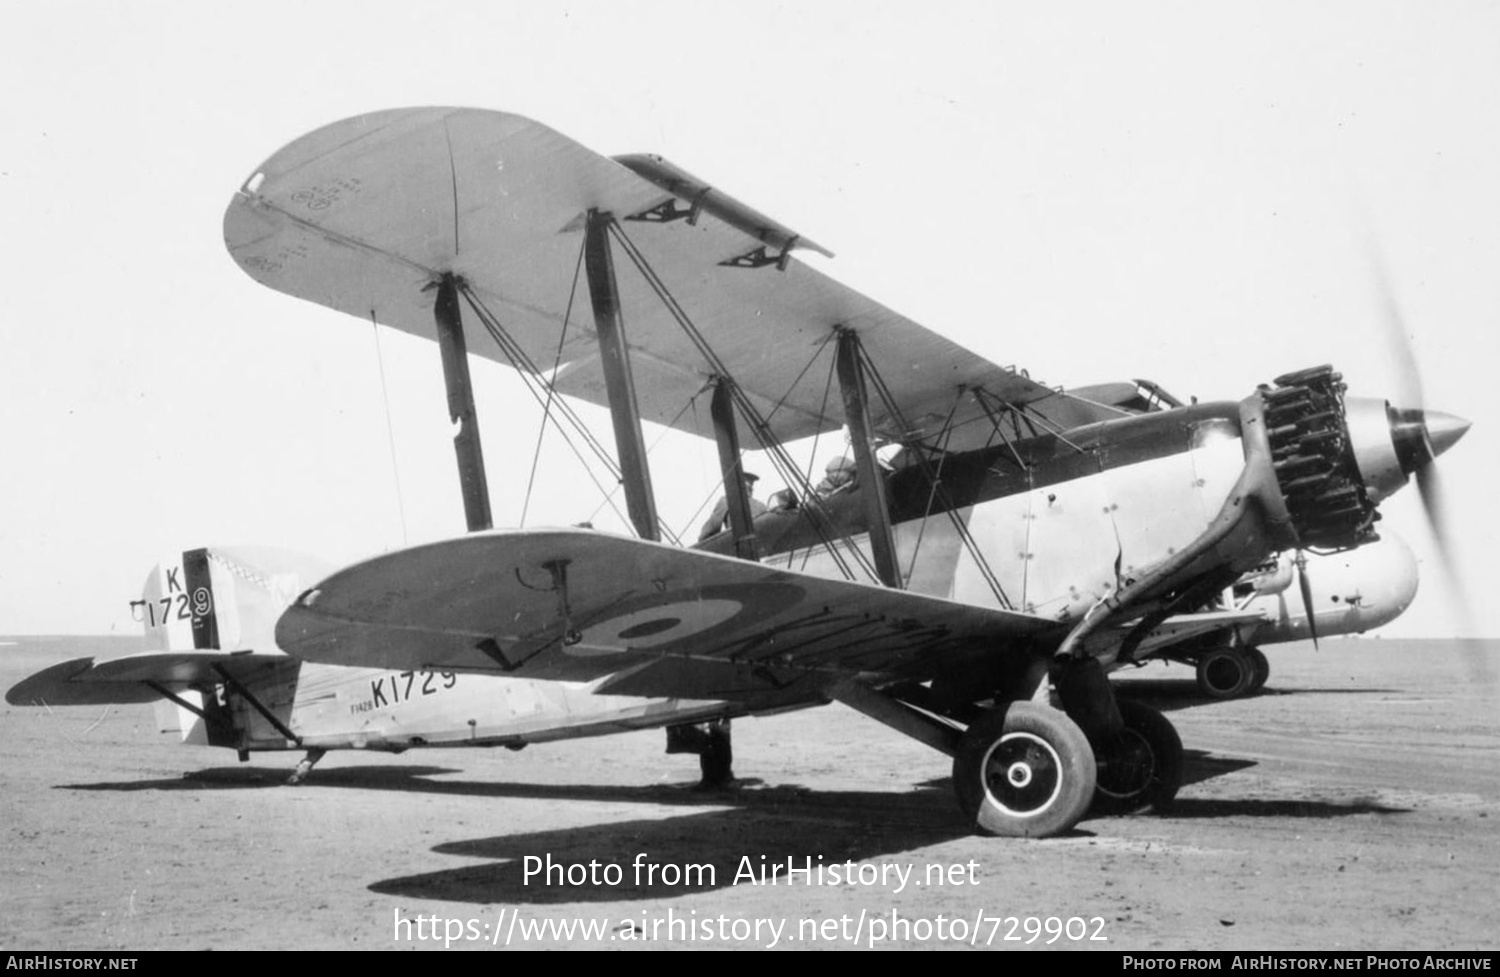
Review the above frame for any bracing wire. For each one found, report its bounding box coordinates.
[607,220,877,582]
[369,311,409,546]
[856,344,1012,609]
[975,385,1086,453]
[583,389,702,541]
[455,283,635,536]
[902,396,961,583]
[521,238,587,527]
[972,388,1031,473]
[456,279,684,546]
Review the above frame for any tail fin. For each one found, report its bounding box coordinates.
[135,546,333,743]
[137,546,333,653]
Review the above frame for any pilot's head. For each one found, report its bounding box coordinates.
[824,456,855,487]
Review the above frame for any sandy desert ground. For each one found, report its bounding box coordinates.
[2,634,1496,951]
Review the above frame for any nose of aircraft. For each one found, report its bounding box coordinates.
[1346,398,1472,503]
[1387,406,1471,480]
[1422,410,1471,462]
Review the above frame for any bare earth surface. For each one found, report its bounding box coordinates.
[2,635,1496,951]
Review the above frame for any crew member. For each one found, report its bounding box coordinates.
[814,456,857,497]
[698,472,766,541]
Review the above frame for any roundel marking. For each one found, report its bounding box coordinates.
[567,599,745,657]
[618,618,681,639]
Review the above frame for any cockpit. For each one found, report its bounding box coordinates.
[1066,379,1186,414]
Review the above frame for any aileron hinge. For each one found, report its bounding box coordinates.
[719,238,797,272]
[624,194,705,227]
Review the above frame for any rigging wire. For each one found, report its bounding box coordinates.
[454,286,618,472]
[762,329,840,427]
[455,283,635,535]
[454,279,683,545]
[607,220,876,582]
[786,342,844,574]
[369,311,409,547]
[975,385,1086,453]
[803,343,840,484]
[972,387,1031,472]
[585,388,703,540]
[902,395,961,583]
[855,344,1012,609]
[606,221,867,575]
[521,238,587,527]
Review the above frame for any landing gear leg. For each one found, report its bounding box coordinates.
[952,702,1096,837]
[666,719,735,789]
[287,747,326,785]
[698,718,734,790]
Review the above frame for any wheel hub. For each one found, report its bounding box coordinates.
[1007,763,1033,788]
[983,732,1063,816]
[1204,655,1243,693]
[1096,730,1155,798]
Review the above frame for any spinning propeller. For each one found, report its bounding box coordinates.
[1367,252,1471,586]
[1271,252,1470,645]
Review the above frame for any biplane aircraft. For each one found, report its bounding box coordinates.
[4,532,1417,788]
[8,108,1468,838]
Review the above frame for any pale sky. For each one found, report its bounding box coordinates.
[2,1,1496,637]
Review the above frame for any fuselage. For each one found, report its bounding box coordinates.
[707,402,1252,624]
[107,391,1426,756]
[170,657,733,753]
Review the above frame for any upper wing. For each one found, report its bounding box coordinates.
[224,107,1123,451]
[275,528,1064,702]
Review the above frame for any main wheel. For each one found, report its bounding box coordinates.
[1196,647,1252,699]
[1091,700,1184,815]
[1244,647,1270,694]
[953,702,1097,838]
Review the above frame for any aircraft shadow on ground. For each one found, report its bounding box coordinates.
[63,743,1253,802]
[364,751,1394,905]
[59,750,1397,903]
[59,742,1256,808]
[1115,680,1404,711]
[63,765,466,793]
[1162,796,1411,819]
[62,768,955,813]
[370,800,973,904]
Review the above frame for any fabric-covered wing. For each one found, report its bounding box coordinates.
[275,529,1064,702]
[224,107,1123,450]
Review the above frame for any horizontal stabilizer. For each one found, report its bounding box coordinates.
[6,651,287,707]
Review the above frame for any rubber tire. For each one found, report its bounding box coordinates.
[1091,700,1184,815]
[1196,647,1252,699]
[1244,647,1270,695]
[953,702,1097,838]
